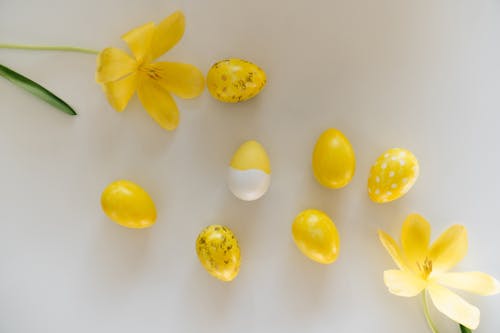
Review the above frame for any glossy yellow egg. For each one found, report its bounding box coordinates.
[312,128,356,189]
[368,148,419,203]
[101,180,157,229]
[207,58,266,103]
[196,225,241,282]
[228,140,271,201]
[292,209,340,264]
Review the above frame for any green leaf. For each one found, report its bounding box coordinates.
[460,324,473,333]
[0,63,76,115]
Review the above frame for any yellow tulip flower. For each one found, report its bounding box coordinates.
[379,213,499,331]
[96,11,204,130]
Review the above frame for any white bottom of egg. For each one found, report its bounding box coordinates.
[228,167,270,201]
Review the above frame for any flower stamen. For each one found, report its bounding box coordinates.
[417,257,433,279]
[139,66,163,80]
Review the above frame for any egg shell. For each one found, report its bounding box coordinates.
[101,180,157,229]
[196,225,241,282]
[312,128,356,189]
[207,58,266,103]
[292,209,340,264]
[228,140,271,201]
[367,148,419,203]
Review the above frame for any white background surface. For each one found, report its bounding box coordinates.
[0,0,499,332]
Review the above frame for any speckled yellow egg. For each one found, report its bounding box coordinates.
[228,140,271,201]
[312,128,356,189]
[207,58,266,103]
[292,209,340,264]
[196,225,241,282]
[101,180,157,229]
[368,148,419,203]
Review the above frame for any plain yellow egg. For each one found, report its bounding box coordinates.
[312,128,356,189]
[207,58,266,103]
[292,209,340,264]
[101,180,157,229]
[196,225,241,282]
[368,148,419,203]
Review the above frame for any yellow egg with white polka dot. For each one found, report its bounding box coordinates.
[228,140,271,201]
[367,148,419,203]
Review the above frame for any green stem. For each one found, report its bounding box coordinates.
[422,291,440,333]
[0,43,98,55]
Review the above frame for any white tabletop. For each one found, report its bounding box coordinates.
[0,0,499,332]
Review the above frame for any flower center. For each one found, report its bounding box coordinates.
[139,65,163,81]
[417,257,433,279]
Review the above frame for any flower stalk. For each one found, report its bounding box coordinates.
[422,291,440,333]
[0,43,99,54]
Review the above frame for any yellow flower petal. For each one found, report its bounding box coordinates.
[428,283,480,330]
[103,73,137,112]
[428,225,468,273]
[145,62,204,99]
[378,230,408,270]
[401,213,431,271]
[137,77,179,130]
[384,269,427,297]
[122,22,156,63]
[435,272,500,296]
[96,47,137,84]
[150,11,185,60]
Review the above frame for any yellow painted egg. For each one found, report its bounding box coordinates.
[228,140,271,201]
[292,209,340,264]
[196,225,241,282]
[101,180,157,229]
[207,58,266,103]
[368,148,419,203]
[312,128,356,189]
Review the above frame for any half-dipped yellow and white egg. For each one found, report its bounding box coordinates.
[228,140,271,201]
